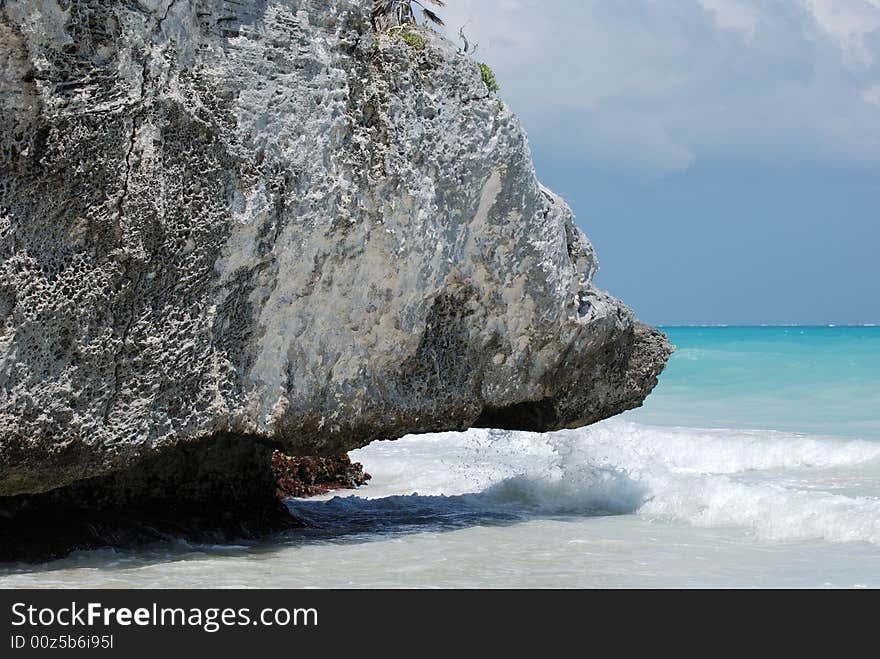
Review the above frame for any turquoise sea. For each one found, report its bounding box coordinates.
[2,326,879,588]
[637,326,880,439]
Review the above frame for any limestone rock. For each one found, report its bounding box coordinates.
[0,0,672,499]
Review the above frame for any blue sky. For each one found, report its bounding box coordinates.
[440,0,880,325]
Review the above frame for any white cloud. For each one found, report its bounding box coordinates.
[802,0,880,67]
[437,0,880,176]
[697,0,760,40]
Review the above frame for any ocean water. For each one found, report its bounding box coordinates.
[2,326,879,588]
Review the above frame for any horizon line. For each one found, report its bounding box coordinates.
[656,324,878,328]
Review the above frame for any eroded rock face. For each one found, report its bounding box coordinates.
[0,0,671,500]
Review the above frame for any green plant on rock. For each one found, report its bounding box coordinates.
[478,62,500,94]
[400,30,426,50]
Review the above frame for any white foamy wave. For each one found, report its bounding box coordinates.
[554,420,880,475]
[637,473,880,543]
[544,421,880,543]
[482,468,648,515]
[351,419,880,544]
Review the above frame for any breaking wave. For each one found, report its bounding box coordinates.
[348,419,880,544]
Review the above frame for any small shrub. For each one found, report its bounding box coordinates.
[400,30,426,50]
[478,62,500,93]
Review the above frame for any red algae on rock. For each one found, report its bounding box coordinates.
[272,453,372,499]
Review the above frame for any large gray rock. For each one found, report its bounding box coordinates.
[0,0,671,499]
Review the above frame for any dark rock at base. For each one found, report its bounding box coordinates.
[273,452,372,499]
[0,435,303,564]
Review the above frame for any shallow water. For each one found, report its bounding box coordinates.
[2,326,879,588]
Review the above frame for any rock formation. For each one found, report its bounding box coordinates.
[0,0,671,559]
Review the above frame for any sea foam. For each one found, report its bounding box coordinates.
[350,419,880,544]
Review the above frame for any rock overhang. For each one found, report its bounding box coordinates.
[0,0,671,505]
